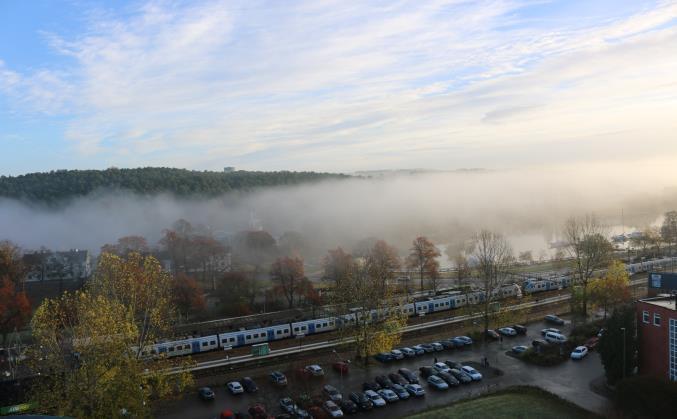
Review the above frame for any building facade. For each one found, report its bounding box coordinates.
[636,296,677,381]
[23,249,92,283]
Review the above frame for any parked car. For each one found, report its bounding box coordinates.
[375,375,394,389]
[398,368,419,384]
[545,314,565,325]
[512,345,529,354]
[498,327,517,336]
[461,365,483,381]
[437,371,460,387]
[388,372,409,386]
[453,336,473,346]
[512,324,528,335]
[430,342,444,351]
[248,404,268,419]
[333,361,350,374]
[405,383,426,397]
[364,390,386,407]
[362,381,381,392]
[420,343,435,353]
[433,362,451,374]
[349,392,373,411]
[270,371,288,386]
[390,383,410,399]
[541,328,561,336]
[544,331,567,344]
[241,377,258,393]
[390,349,404,360]
[304,364,324,376]
[441,339,458,349]
[585,337,599,350]
[485,329,500,340]
[218,409,235,419]
[339,399,358,414]
[411,345,426,355]
[597,328,606,337]
[427,375,449,390]
[400,347,416,357]
[323,384,343,402]
[323,400,344,418]
[419,366,435,378]
[378,388,399,403]
[444,360,463,370]
[374,352,394,363]
[227,381,244,395]
[532,339,549,348]
[198,387,215,401]
[570,346,589,360]
[450,368,472,384]
[279,398,298,415]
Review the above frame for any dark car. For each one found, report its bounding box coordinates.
[585,336,599,350]
[486,329,500,340]
[545,314,565,325]
[241,377,258,393]
[437,371,460,387]
[248,404,268,419]
[375,375,394,389]
[398,368,419,384]
[374,352,394,363]
[441,339,458,349]
[444,360,463,370]
[333,361,350,374]
[349,391,373,411]
[270,371,288,386]
[420,343,435,353]
[450,368,472,384]
[362,381,381,392]
[339,399,359,414]
[198,387,215,401]
[419,366,434,378]
[389,372,408,386]
[532,339,549,348]
[512,324,528,335]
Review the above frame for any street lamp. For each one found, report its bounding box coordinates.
[620,327,626,380]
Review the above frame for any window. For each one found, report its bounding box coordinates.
[246,335,251,339]
[294,327,299,332]
[210,340,216,345]
[202,341,208,347]
[168,347,175,352]
[276,330,281,335]
[654,313,661,326]
[184,344,190,349]
[643,311,649,323]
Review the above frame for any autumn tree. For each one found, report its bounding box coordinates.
[645,226,664,258]
[406,236,440,292]
[453,254,471,286]
[172,273,206,320]
[322,247,354,288]
[233,230,277,270]
[278,231,308,257]
[0,241,30,345]
[160,219,194,275]
[191,235,226,290]
[29,291,192,418]
[101,235,149,257]
[366,240,400,294]
[661,210,677,256]
[589,260,631,319]
[216,271,261,316]
[270,256,306,309]
[471,230,513,339]
[563,215,613,317]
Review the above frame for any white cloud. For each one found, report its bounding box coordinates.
[2,0,677,170]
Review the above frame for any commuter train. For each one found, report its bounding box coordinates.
[141,257,675,358]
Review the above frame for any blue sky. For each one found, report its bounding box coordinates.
[1,0,677,175]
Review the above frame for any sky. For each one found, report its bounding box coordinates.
[1,0,677,175]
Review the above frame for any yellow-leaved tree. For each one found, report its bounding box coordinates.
[30,252,193,418]
[589,260,631,319]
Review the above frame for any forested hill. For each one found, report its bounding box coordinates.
[0,168,350,204]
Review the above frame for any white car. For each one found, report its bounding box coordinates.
[431,342,444,351]
[304,364,324,376]
[570,346,589,360]
[400,347,416,357]
[378,388,399,403]
[323,400,344,418]
[227,381,244,395]
[364,389,386,407]
[390,349,404,360]
[433,362,451,374]
[405,383,426,397]
[498,327,517,336]
[544,331,567,344]
[461,366,483,381]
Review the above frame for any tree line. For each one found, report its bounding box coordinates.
[0,167,349,204]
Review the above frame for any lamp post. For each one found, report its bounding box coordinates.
[620,327,626,380]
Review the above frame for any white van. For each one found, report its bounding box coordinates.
[544,331,567,344]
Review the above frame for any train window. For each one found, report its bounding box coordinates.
[185,344,190,349]
[210,340,216,345]
[254,333,259,338]
[285,329,289,333]
[151,349,157,355]
[276,330,281,335]
[294,327,299,332]
[168,347,174,352]
[202,342,208,347]
[230,337,235,342]
[246,335,252,339]
[323,322,328,327]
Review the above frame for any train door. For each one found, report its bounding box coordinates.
[267,329,275,340]
[428,302,434,312]
[237,334,245,346]
[308,323,316,334]
[191,340,201,354]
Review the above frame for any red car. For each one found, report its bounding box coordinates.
[585,337,599,350]
[248,404,269,419]
[219,410,235,419]
[333,361,349,374]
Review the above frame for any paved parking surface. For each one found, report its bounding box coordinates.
[156,317,609,418]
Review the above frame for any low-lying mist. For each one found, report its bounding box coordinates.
[2,160,677,262]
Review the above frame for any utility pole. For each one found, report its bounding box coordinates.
[621,327,626,380]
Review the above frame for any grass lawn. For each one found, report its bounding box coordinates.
[408,386,600,419]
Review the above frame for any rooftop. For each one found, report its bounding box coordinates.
[639,295,677,311]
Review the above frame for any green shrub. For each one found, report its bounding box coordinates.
[614,376,677,419]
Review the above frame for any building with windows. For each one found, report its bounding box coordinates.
[637,296,677,381]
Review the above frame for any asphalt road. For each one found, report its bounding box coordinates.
[155,317,609,419]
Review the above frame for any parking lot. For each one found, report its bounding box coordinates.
[156,316,610,418]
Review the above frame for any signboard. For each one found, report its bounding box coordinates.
[648,272,677,290]
[251,343,270,357]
